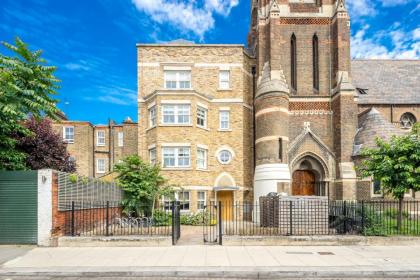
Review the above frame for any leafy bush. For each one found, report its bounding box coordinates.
[180,211,216,226]
[153,209,172,226]
[383,208,409,219]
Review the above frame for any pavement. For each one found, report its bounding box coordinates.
[0,246,33,266]
[1,245,420,279]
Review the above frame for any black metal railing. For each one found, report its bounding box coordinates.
[203,202,222,244]
[65,201,172,237]
[218,200,420,237]
[172,201,181,245]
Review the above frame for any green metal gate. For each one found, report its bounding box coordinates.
[0,171,38,244]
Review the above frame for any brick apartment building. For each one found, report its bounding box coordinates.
[52,118,137,178]
[55,0,419,212]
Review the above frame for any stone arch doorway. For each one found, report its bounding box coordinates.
[291,154,328,196]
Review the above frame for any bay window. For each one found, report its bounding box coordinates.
[162,147,191,168]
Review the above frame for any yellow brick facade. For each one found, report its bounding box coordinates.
[137,45,255,210]
[53,120,138,178]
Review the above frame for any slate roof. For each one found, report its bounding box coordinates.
[353,108,405,156]
[351,60,420,105]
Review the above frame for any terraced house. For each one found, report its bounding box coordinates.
[56,0,419,212]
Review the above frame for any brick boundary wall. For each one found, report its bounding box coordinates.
[51,172,121,237]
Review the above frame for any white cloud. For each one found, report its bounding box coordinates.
[381,0,415,7]
[347,0,376,18]
[131,0,239,39]
[63,60,90,71]
[351,25,420,59]
[96,86,137,106]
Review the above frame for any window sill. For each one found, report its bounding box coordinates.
[218,129,232,132]
[160,124,193,127]
[96,144,106,147]
[197,168,210,172]
[217,88,232,91]
[162,88,194,91]
[161,167,193,171]
[146,126,157,132]
[197,126,210,131]
[64,141,74,144]
[96,171,106,174]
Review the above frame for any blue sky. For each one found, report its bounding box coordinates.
[0,0,418,124]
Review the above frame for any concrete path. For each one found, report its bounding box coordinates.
[0,246,33,265]
[1,245,420,279]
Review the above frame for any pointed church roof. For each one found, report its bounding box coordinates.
[256,62,289,98]
[353,108,405,156]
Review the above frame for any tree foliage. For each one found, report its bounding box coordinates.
[358,123,420,230]
[358,124,420,199]
[114,155,174,217]
[0,37,59,170]
[16,116,76,172]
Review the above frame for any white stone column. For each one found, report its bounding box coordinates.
[37,169,53,246]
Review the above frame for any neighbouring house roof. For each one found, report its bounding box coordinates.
[351,60,420,105]
[353,108,405,156]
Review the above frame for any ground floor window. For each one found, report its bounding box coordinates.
[197,191,206,210]
[372,180,382,196]
[178,191,190,211]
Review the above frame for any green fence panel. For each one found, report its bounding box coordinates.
[0,171,38,244]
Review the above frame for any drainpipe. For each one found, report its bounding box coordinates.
[252,65,257,169]
[108,118,115,173]
[391,104,394,123]
[92,125,96,178]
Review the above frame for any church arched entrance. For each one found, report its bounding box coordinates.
[291,154,329,196]
[292,170,316,196]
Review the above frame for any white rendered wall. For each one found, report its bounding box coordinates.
[253,164,291,223]
[37,169,53,246]
[254,163,291,204]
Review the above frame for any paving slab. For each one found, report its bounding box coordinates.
[1,245,420,279]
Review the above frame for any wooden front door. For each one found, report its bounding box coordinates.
[292,170,316,196]
[217,191,233,221]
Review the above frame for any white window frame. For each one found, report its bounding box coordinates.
[219,70,230,90]
[196,106,207,128]
[371,180,383,198]
[197,191,206,210]
[161,104,191,125]
[162,146,191,168]
[96,158,106,174]
[149,147,157,165]
[149,106,157,128]
[196,147,208,170]
[178,191,190,211]
[219,110,230,130]
[164,70,191,89]
[96,130,106,146]
[218,150,233,165]
[63,126,74,143]
[117,132,124,147]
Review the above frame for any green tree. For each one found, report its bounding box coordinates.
[0,37,59,170]
[358,123,420,230]
[114,155,174,217]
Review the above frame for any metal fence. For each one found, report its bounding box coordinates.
[58,172,123,210]
[218,200,420,236]
[65,201,172,237]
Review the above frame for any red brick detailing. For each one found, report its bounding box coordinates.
[289,3,319,13]
[289,102,330,111]
[274,18,331,25]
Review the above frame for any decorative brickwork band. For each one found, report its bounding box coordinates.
[274,18,332,25]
